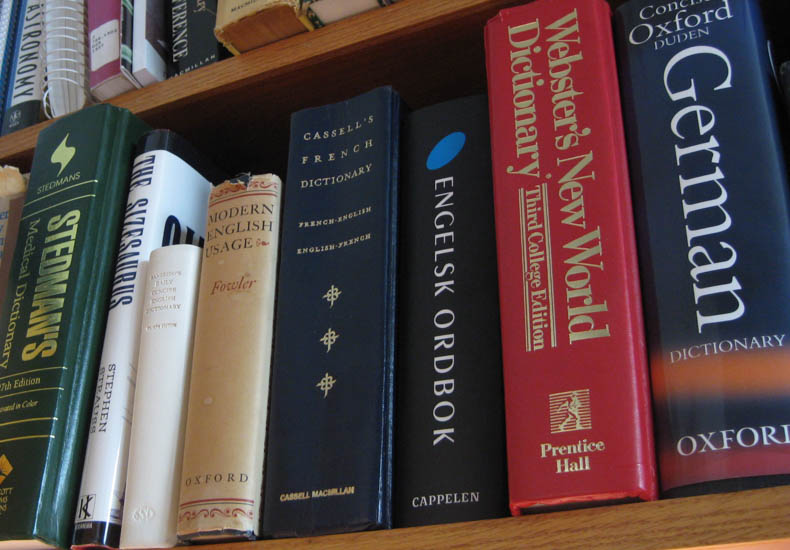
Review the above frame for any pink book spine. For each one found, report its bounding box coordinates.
[87,0,120,91]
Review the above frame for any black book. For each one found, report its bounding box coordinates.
[393,94,508,527]
[262,86,402,537]
[169,0,229,78]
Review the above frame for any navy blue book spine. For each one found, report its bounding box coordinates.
[615,0,790,496]
[262,86,402,537]
[0,0,22,126]
[2,0,42,136]
[393,94,508,527]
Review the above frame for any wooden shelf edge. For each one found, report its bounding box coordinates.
[198,485,790,550]
[0,0,522,170]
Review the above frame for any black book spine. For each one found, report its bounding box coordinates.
[169,0,226,78]
[393,95,508,527]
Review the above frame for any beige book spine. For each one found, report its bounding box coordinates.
[120,244,202,549]
[214,0,307,54]
[177,174,282,543]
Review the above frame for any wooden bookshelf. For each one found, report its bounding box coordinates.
[192,486,790,550]
[1,0,789,548]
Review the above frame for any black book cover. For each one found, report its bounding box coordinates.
[393,94,508,527]
[262,86,402,537]
[615,0,790,497]
[169,0,228,78]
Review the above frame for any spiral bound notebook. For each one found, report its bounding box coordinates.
[43,0,90,118]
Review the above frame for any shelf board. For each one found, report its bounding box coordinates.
[193,485,790,550]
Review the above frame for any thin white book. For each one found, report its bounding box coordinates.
[132,0,168,86]
[74,130,218,549]
[42,0,89,118]
[301,0,397,27]
[120,244,202,550]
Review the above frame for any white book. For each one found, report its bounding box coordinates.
[132,0,167,86]
[302,0,397,27]
[42,0,89,118]
[74,130,217,549]
[120,244,202,550]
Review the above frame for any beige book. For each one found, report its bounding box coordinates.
[0,165,27,306]
[120,244,203,549]
[214,0,310,55]
[177,174,282,543]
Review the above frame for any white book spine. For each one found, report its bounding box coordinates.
[306,0,386,25]
[119,244,202,549]
[74,146,213,541]
[132,0,167,86]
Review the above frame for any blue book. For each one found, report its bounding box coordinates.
[615,0,790,497]
[0,0,22,126]
[2,0,43,135]
[262,86,402,537]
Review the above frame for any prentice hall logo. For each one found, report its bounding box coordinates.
[550,389,592,433]
[51,133,76,176]
[426,132,466,171]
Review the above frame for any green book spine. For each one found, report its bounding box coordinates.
[0,103,149,549]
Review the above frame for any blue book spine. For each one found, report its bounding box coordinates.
[0,0,23,125]
[615,0,790,496]
[2,0,43,136]
[263,86,401,537]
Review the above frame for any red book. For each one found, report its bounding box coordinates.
[484,0,657,514]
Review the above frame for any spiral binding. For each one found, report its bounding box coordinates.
[42,0,89,119]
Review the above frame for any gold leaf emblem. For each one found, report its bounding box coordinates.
[316,372,336,398]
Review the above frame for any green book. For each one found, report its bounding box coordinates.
[0,104,149,549]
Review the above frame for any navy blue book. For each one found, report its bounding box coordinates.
[0,0,22,126]
[262,86,402,537]
[394,95,508,527]
[2,0,43,135]
[615,0,790,497]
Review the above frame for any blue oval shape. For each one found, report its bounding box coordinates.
[426,132,466,171]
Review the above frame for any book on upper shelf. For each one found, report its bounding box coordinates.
[132,0,170,86]
[0,103,149,550]
[300,0,398,29]
[169,0,228,78]
[393,94,508,527]
[73,128,220,550]
[262,86,402,538]
[0,0,22,126]
[0,165,27,307]
[120,244,202,550]
[214,0,309,56]
[485,0,657,514]
[614,0,790,497]
[177,173,282,544]
[2,0,45,136]
[42,0,90,119]
[87,0,141,101]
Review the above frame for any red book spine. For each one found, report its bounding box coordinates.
[484,0,657,514]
